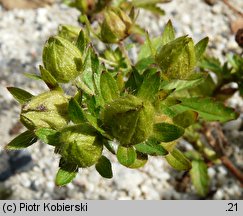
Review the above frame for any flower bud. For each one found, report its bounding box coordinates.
[42,36,82,83]
[155,36,196,80]
[101,95,155,146]
[59,124,103,168]
[58,25,80,42]
[20,91,69,130]
[100,7,133,43]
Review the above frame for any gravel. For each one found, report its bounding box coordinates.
[0,0,243,200]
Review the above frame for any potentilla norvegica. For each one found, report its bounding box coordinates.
[6,6,239,194]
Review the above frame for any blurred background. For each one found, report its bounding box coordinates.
[0,0,242,199]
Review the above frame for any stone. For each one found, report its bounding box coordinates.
[0,0,55,10]
[0,153,12,181]
[8,150,33,173]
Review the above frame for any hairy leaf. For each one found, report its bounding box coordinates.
[195,37,209,61]
[68,98,86,124]
[173,110,198,128]
[153,122,185,142]
[165,148,191,171]
[137,72,161,102]
[95,155,113,178]
[161,20,175,46]
[171,97,238,122]
[117,146,137,167]
[100,71,119,102]
[190,160,209,197]
[7,87,33,104]
[35,128,60,146]
[135,138,168,156]
[55,160,78,186]
[5,130,37,150]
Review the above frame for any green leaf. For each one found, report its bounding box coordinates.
[39,66,61,91]
[103,139,116,155]
[76,29,89,53]
[117,146,137,167]
[68,98,86,124]
[153,122,184,142]
[135,138,168,156]
[95,155,113,178]
[128,152,148,169]
[125,67,144,93]
[55,160,78,186]
[75,46,102,97]
[190,160,209,197]
[35,128,60,146]
[173,110,198,128]
[138,37,161,61]
[135,57,154,74]
[156,36,196,80]
[100,71,119,102]
[165,148,192,171]
[132,0,171,7]
[161,20,175,46]
[137,72,161,102]
[5,130,37,150]
[199,56,222,74]
[24,72,42,80]
[139,4,165,16]
[171,97,238,122]
[7,87,33,104]
[160,74,206,92]
[195,37,209,61]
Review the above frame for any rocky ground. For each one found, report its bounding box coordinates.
[0,0,242,199]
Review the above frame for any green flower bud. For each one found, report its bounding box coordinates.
[100,7,133,43]
[42,36,82,83]
[59,124,103,168]
[58,25,81,42]
[155,36,196,80]
[20,91,69,130]
[101,95,155,146]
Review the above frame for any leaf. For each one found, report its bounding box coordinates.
[171,97,239,122]
[135,57,154,74]
[138,37,161,61]
[75,46,102,97]
[165,148,192,171]
[5,130,37,150]
[39,66,61,91]
[155,36,196,80]
[100,71,119,102]
[117,146,137,167]
[153,122,185,142]
[24,72,42,80]
[160,73,206,92]
[139,4,165,16]
[68,98,86,124]
[173,110,198,128]
[135,138,168,156]
[35,128,60,146]
[128,152,148,169]
[195,37,209,61]
[190,160,209,197]
[161,20,175,46]
[95,155,113,178]
[55,160,78,186]
[76,29,89,53]
[7,87,33,104]
[125,67,144,93]
[137,72,161,102]
[199,56,222,74]
[132,0,171,7]
[103,139,116,155]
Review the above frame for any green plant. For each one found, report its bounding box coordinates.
[6,6,240,197]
